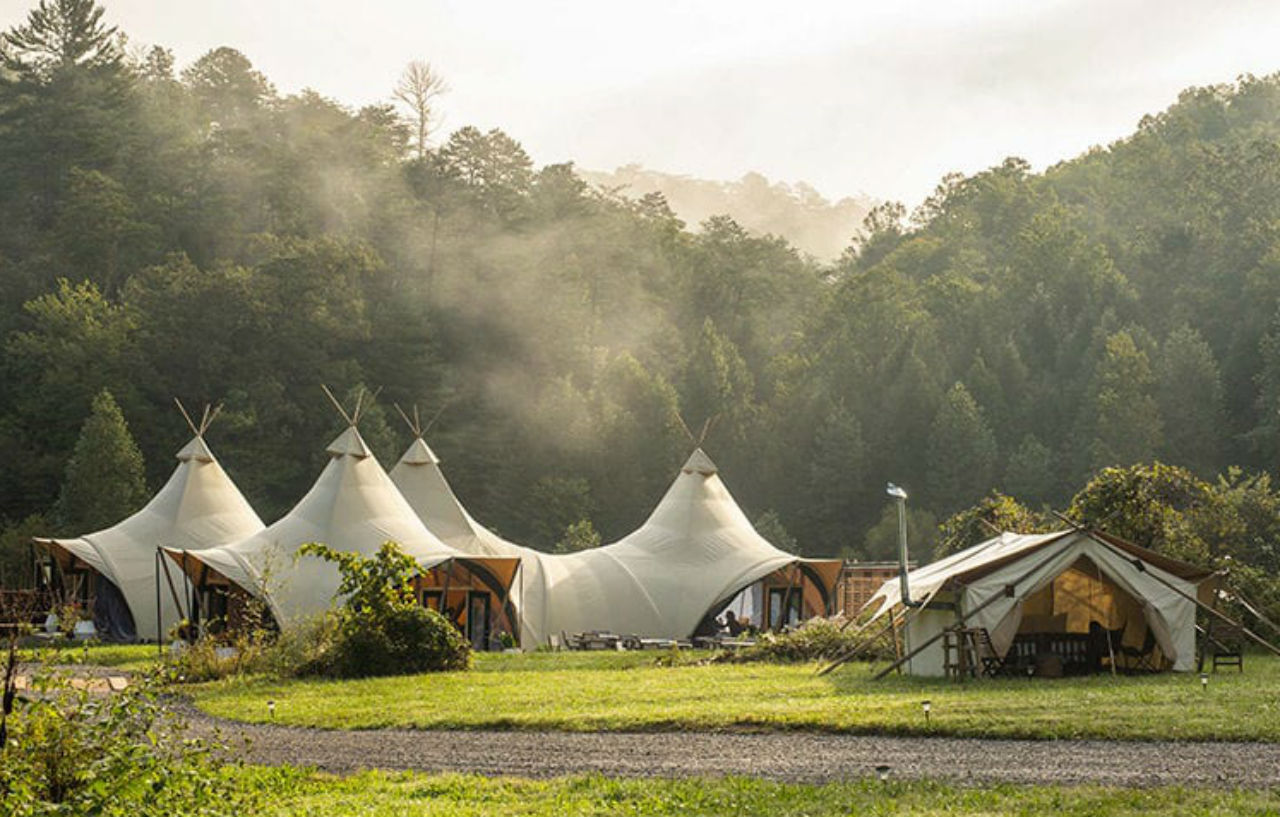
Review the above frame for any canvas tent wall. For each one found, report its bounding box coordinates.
[392,441,841,645]
[390,435,552,649]
[864,530,1215,676]
[595,449,842,639]
[35,433,265,642]
[169,425,519,644]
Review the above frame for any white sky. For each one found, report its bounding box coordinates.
[4,0,1280,205]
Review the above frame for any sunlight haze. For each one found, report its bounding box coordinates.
[4,0,1280,204]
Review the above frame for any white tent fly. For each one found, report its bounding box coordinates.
[863,529,1217,676]
[589,448,843,640]
[169,420,520,645]
[392,437,842,646]
[390,431,552,649]
[35,406,265,642]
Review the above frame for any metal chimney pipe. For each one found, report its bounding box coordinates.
[887,483,922,608]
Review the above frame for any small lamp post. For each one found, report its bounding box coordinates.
[268,699,276,720]
[1200,673,1209,692]
[922,699,932,725]
[875,764,892,782]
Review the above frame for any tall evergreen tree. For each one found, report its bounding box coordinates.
[926,382,998,514]
[802,401,866,553]
[1086,330,1163,471]
[1157,325,1224,476]
[56,388,147,533]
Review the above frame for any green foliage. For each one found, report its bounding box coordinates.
[1067,462,1214,563]
[1086,331,1163,472]
[860,503,937,562]
[298,541,471,677]
[55,389,147,533]
[0,668,256,815]
[936,493,1050,558]
[926,383,997,514]
[713,617,888,664]
[753,509,797,553]
[553,518,601,554]
[0,514,47,588]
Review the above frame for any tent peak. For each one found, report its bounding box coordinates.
[398,436,440,465]
[326,426,373,458]
[176,435,214,463]
[681,448,718,476]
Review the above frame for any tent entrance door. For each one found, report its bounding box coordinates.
[766,587,801,631]
[467,592,490,651]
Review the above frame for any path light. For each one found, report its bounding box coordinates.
[1027,663,1035,679]
[268,699,276,720]
[922,700,931,725]
[1200,673,1209,691]
[875,764,892,783]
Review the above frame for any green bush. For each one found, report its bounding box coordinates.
[0,667,257,815]
[712,617,895,664]
[298,541,471,678]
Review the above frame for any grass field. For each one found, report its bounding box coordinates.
[242,769,1280,816]
[18,640,161,672]
[191,650,1280,741]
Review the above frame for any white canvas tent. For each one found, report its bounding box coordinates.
[392,439,841,646]
[169,424,519,641]
[35,428,265,642]
[589,448,843,639]
[390,433,552,649]
[864,529,1216,676]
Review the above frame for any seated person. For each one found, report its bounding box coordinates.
[724,610,747,637]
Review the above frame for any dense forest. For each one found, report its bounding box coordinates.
[5,1,1280,592]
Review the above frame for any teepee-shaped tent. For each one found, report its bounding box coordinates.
[36,403,265,642]
[595,448,843,639]
[171,391,519,646]
[389,407,552,648]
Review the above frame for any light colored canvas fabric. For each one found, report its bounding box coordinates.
[37,434,265,641]
[868,530,1208,675]
[179,427,460,626]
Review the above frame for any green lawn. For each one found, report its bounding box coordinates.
[18,640,161,672]
[241,770,1280,816]
[191,650,1280,741]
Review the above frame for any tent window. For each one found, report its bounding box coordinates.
[767,587,801,630]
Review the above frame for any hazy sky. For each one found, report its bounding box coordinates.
[4,0,1280,205]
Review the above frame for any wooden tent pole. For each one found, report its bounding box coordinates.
[864,537,1080,680]
[154,550,163,651]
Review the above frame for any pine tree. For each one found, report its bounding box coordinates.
[56,388,147,532]
[1004,434,1056,506]
[1157,325,1223,477]
[803,401,866,553]
[1087,330,1162,471]
[926,382,998,514]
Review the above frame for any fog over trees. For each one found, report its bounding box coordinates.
[6,1,1280,593]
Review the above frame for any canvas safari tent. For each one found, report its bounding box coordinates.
[35,405,265,642]
[167,403,521,650]
[863,528,1217,676]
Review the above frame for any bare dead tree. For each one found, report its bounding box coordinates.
[393,60,448,160]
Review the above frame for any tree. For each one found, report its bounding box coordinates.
[392,60,447,160]
[56,389,147,533]
[1004,434,1056,507]
[802,401,866,553]
[1082,330,1162,473]
[181,47,273,124]
[553,519,601,554]
[1066,462,1213,563]
[1,0,121,78]
[1156,325,1223,476]
[861,503,937,562]
[936,493,1047,558]
[925,383,998,515]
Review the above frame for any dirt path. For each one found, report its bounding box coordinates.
[183,704,1280,787]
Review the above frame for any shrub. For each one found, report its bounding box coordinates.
[711,617,896,664]
[0,664,257,816]
[298,541,471,678]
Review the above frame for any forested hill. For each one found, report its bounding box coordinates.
[5,2,1280,567]
[578,165,874,261]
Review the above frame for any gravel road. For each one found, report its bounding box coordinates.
[183,705,1280,788]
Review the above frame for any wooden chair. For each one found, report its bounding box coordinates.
[974,628,1008,677]
[1208,624,1244,673]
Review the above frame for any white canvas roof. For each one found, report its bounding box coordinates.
[594,448,842,639]
[176,426,467,626]
[37,434,265,641]
[865,529,1215,675]
[390,435,552,648]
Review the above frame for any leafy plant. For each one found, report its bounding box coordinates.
[298,541,471,677]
